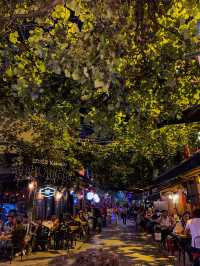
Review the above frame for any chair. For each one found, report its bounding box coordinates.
[10,228,26,263]
[192,236,200,266]
[194,236,200,250]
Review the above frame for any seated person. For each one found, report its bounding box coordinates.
[12,219,26,253]
[185,209,200,265]
[65,214,78,226]
[42,216,54,230]
[152,210,161,220]
[75,211,88,224]
[75,211,89,236]
[52,215,59,231]
[157,210,174,229]
[157,210,175,243]
[146,210,160,234]
[185,209,200,244]
[173,211,190,235]
[3,215,16,233]
[35,220,50,251]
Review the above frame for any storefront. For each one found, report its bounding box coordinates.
[153,152,200,215]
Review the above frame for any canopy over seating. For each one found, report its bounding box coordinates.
[153,152,200,188]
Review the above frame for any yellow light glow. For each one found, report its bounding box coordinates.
[28,181,37,191]
[168,193,179,203]
[55,191,62,201]
[37,192,44,200]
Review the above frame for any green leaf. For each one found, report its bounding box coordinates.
[9,32,19,44]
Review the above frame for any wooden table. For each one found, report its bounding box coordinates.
[69,225,79,232]
[0,233,11,242]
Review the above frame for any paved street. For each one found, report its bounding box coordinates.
[0,220,176,266]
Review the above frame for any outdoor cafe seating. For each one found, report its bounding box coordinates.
[0,212,90,263]
[139,207,200,266]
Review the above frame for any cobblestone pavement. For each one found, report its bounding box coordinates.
[0,221,176,266]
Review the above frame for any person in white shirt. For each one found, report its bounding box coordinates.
[157,210,175,229]
[157,210,175,244]
[185,209,200,248]
[185,209,200,265]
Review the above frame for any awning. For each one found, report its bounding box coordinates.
[154,152,200,187]
[147,192,160,201]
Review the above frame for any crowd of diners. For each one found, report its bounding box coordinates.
[0,205,116,261]
[134,206,200,265]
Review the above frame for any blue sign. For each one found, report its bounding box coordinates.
[39,186,56,198]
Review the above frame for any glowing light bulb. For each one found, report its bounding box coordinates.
[28,181,36,191]
[55,191,62,201]
[86,192,94,200]
[93,193,100,203]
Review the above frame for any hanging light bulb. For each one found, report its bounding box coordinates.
[93,193,100,203]
[86,192,94,200]
[55,191,62,201]
[28,181,36,191]
[70,189,74,195]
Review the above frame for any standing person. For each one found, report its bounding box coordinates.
[86,207,93,231]
[121,206,127,225]
[185,209,200,266]
[101,205,107,227]
[22,214,31,235]
[12,219,26,256]
[107,206,113,225]
[113,206,119,225]
[93,208,102,233]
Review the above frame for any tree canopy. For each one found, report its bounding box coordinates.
[1,0,200,189]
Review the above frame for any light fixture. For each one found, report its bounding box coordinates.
[55,191,62,201]
[39,186,56,198]
[173,193,179,203]
[168,194,173,200]
[196,176,200,184]
[93,193,100,203]
[28,181,37,191]
[168,193,179,203]
[70,189,74,195]
[86,192,94,201]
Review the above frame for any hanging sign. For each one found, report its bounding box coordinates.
[39,186,56,198]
